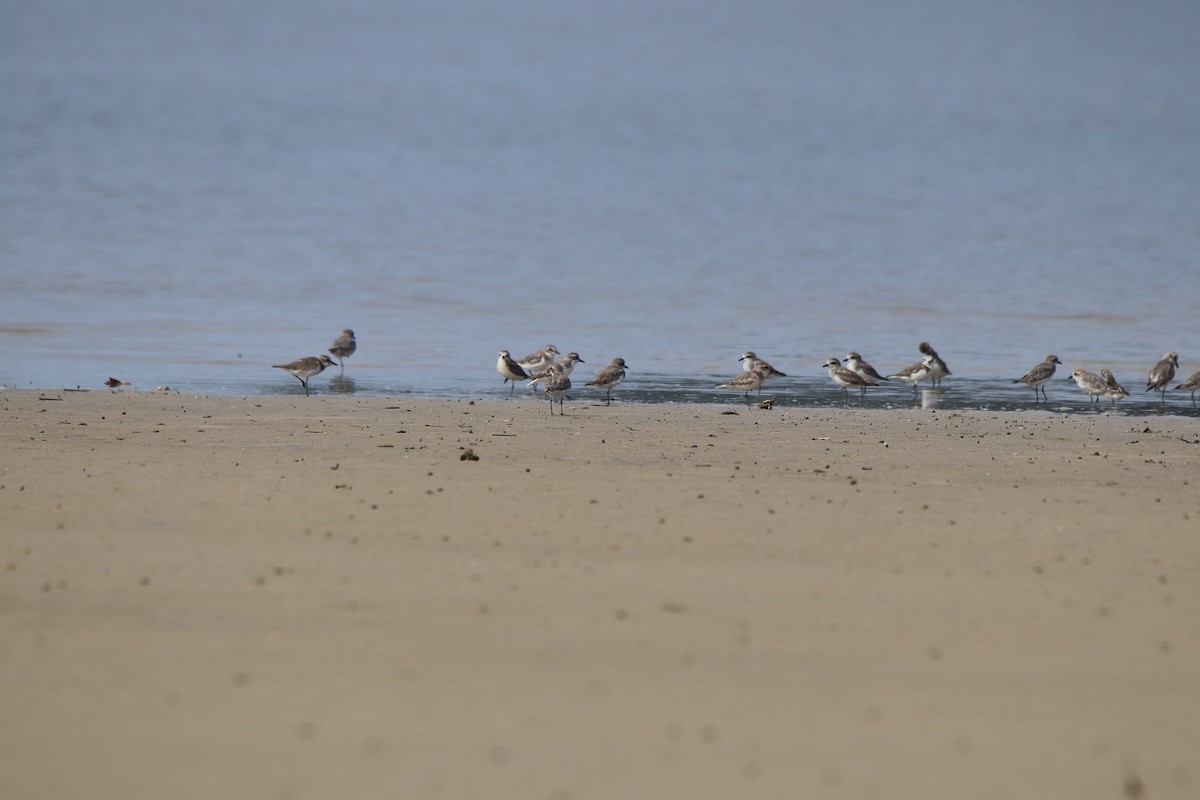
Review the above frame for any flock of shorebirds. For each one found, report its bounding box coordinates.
[814,345,1197,408]
[273,332,1199,410]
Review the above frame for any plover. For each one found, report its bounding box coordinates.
[844,352,888,384]
[518,344,559,374]
[1175,370,1200,404]
[717,368,766,402]
[543,364,572,414]
[1069,369,1108,404]
[1013,355,1062,402]
[496,350,530,397]
[1145,351,1179,400]
[739,351,787,382]
[1100,369,1129,406]
[888,355,934,394]
[823,357,873,401]
[273,355,336,396]
[918,342,951,386]
[527,351,585,389]
[586,357,628,405]
[328,329,356,375]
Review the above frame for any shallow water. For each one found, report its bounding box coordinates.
[2,0,1198,416]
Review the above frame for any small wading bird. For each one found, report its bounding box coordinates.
[1013,355,1062,402]
[1100,369,1128,407]
[1145,351,1179,400]
[543,363,572,414]
[717,368,766,403]
[844,352,888,385]
[918,342,951,386]
[1068,369,1108,405]
[518,344,559,375]
[1175,370,1200,405]
[586,357,628,405]
[888,355,934,394]
[823,357,873,401]
[496,350,530,397]
[739,351,787,387]
[527,352,585,389]
[328,329,356,375]
[273,355,336,396]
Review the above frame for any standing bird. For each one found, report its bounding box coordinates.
[328,329,356,375]
[739,351,787,384]
[1100,369,1129,406]
[273,355,336,396]
[518,344,559,375]
[1013,355,1062,402]
[496,350,530,397]
[1175,370,1200,405]
[527,352,585,389]
[587,357,628,405]
[918,342,951,386]
[844,352,889,385]
[888,355,934,394]
[1145,352,1179,400]
[543,364,572,415]
[1069,369,1108,405]
[717,368,766,402]
[823,357,873,401]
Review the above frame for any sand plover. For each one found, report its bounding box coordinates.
[543,364,572,414]
[888,355,934,393]
[518,344,559,374]
[1175,370,1200,405]
[918,342,951,386]
[1100,369,1129,406]
[273,355,336,396]
[527,352,585,389]
[1013,355,1062,402]
[844,352,888,384]
[1145,352,1179,400]
[739,352,787,382]
[823,357,873,401]
[496,350,530,397]
[718,368,766,402]
[1069,369,1108,405]
[328,329,356,375]
[587,357,628,405]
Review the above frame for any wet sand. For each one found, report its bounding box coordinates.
[2,389,1198,799]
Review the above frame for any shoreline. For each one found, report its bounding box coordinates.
[5,377,1200,421]
[2,389,1198,799]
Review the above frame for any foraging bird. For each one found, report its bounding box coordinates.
[328,329,356,375]
[273,355,336,396]
[1145,352,1179,399]
[1013,355,1062,402]
[496,350,530,397]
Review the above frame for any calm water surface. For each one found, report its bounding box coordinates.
[2,0,1198,414]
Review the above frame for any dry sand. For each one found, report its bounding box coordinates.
[2,388,1198,799]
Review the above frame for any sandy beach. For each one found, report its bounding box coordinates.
[2,388,1197,799]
